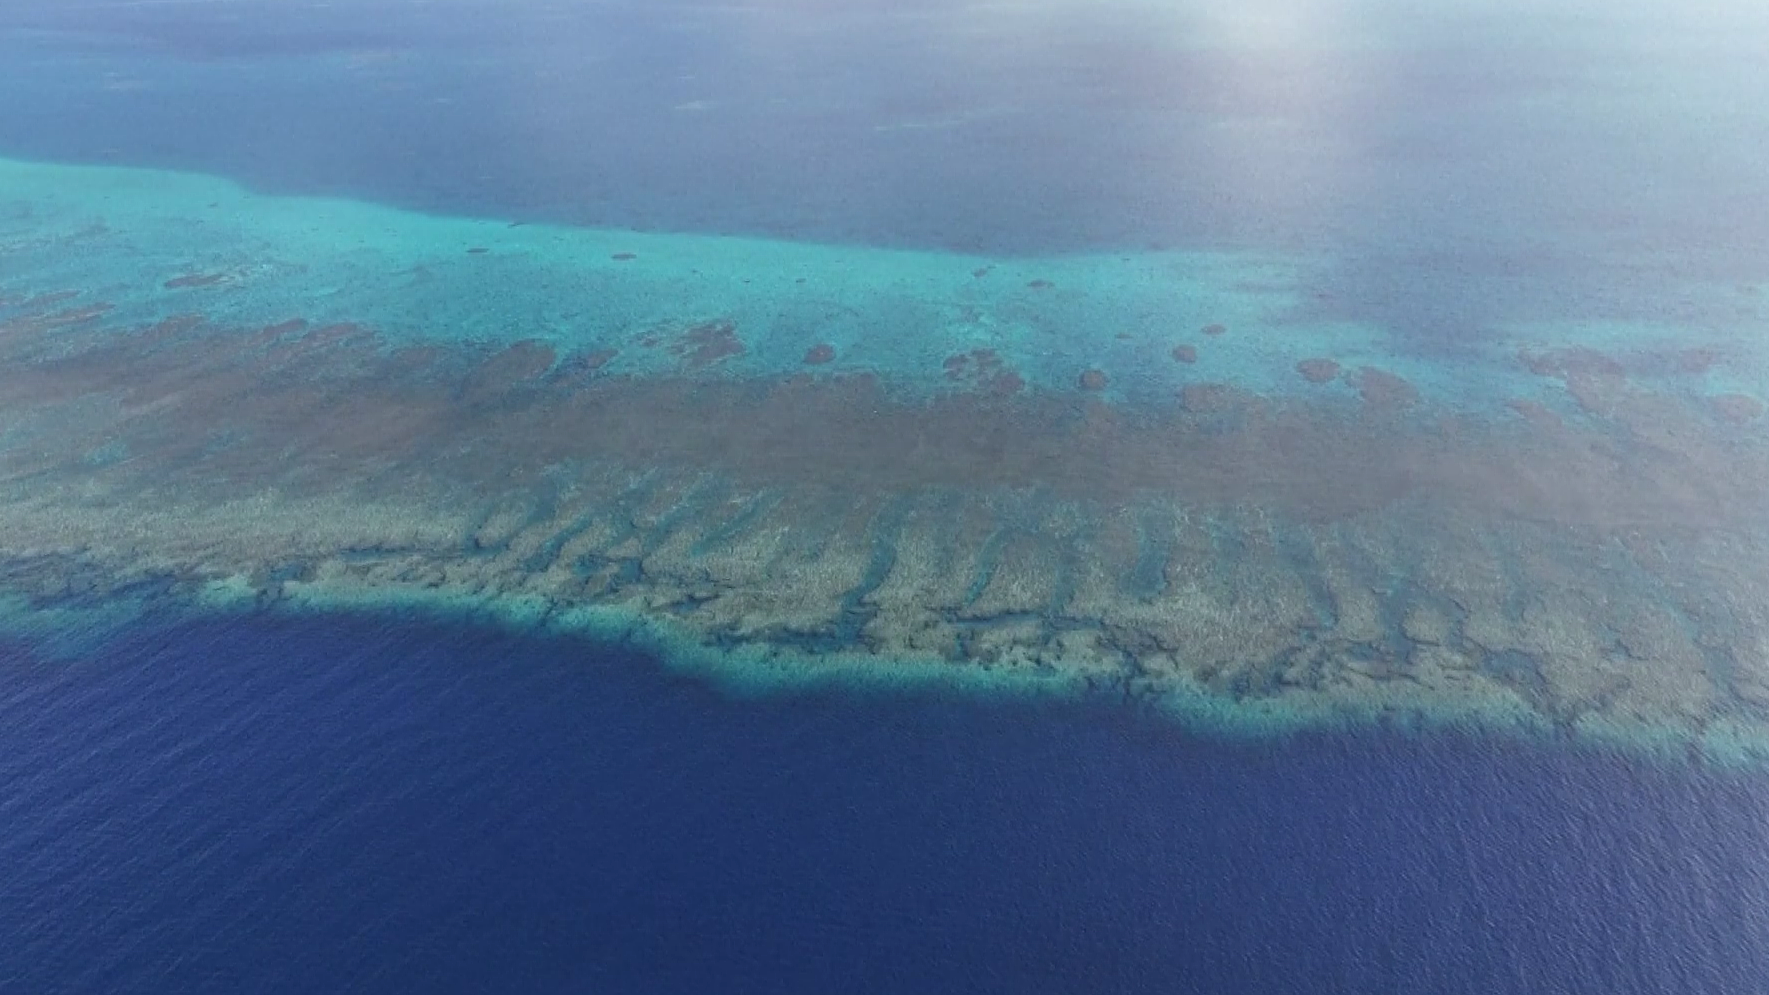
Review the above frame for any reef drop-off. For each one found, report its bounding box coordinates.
[4,160,1769,761]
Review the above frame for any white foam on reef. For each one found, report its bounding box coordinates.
[8,156,1758,411]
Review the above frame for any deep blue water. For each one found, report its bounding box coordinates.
[3,610,1767,994]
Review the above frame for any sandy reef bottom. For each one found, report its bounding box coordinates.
[5,285,1769,765]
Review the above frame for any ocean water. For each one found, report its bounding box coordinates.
[4,0,1769,990]
[4,609,1768,994]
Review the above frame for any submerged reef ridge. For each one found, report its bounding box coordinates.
[4,301,1769,761]
[4,160,1769,760]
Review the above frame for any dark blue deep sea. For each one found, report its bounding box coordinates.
[2,610,1767,994]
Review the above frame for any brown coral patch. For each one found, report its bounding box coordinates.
[22,291,81,309]
[669,320,745,368]
[62,304,115,325]
[942,348,1023,395]
[9,306,1769,533]
[1668,348,1723,376]
[1079,369,1108,391]
[1201,323,1227,337]
[985,370,1025,395]
[1180,382,1246,414]
[301,322,373,349]
[1171,345,1197,364]
[546,347,621,387]
[1353,367,1419,408]
[1714,394,1765,424]
[255,318,309,343]
[164,273,228,290]
[1532,344,1728,379]
[462,339,557,403]
[4,303,119,339]
[1520,347,1624,379]
[259,323,377,369]
[562,348,620,375]
[803,343,836,366]
[1507,399,1564,429]
[0,301,112,333]
[1564,373,1629,418]
[140,314,208,345]
[1518,347,1634,418]
[1296,358,1340,384]
[385,344,448,381]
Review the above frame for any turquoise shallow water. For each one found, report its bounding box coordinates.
[3,155,1765,410]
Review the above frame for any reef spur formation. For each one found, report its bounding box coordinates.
[4,159,1769,760]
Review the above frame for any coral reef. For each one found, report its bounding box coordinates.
[1714,394,1765,423]
[1179,382,1246,413]
[1506,399,1563,428]
[1520,346,1625,379]
[1297,358,1339,383]
[667,319,745,368]
[942,348,1024,395]
[461,340,556,403]
[164,272,229,289]
[3,293,1769,757]
[555,347,619,378]
[1353,367,1418,408]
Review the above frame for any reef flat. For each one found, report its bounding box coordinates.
[5,159,1769,759]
